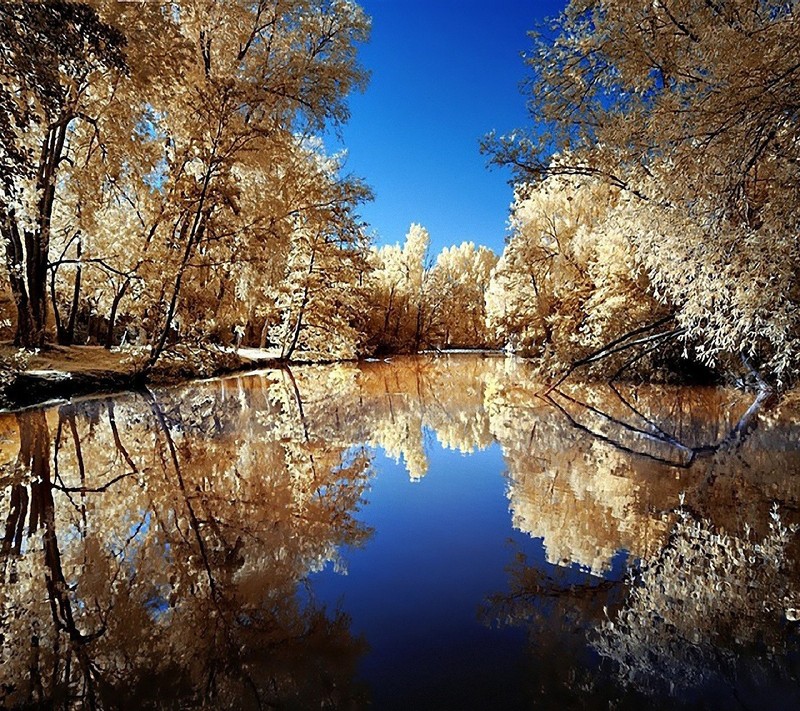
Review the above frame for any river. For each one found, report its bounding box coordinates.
[1,354,798,709]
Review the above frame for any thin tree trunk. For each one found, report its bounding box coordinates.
[63,238,82,345]
[259,320,269,349]
[280,245,317,361]
[105,279,130,349]
[2,208,37,347]
[147,216,201,369]
[50,263,63,343]
[381,286,395,347]
[146,160,216,373]
[546,315,677,392]
[414,294,424,351]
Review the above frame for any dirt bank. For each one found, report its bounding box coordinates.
[1,345,281,410]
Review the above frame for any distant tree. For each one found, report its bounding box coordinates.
[429,242,497,348]
[365,223,431,352]
[364,227,498,353]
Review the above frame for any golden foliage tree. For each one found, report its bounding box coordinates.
[1,1,371,366]
[486,176,667,375]
[364,226,497,353]
[485,0,800,384]
[0,2,126,347]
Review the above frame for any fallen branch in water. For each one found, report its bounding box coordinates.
[545,315,680,393]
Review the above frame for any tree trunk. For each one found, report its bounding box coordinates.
[50,263,63,344]
[414,296,424,352]
[381,286,395,346]
[145,149,217,373]
[282,289,308,361]
[3,209,39,348]
[27,122,68,347]
[280,245,317,362]
[105,279,130,349]
[2,120,69,348]
[63,238,82,345]
[25,222,49,348]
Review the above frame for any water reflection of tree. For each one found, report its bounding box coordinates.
[481,548,634,708]
[3,355,800,706]
[484,507,800,708]
[352,355,500,480]
[490,367,800,572]
[543,380,775,468]
[0,374,373,709]
[593,506,800,707]
[485,368,800,707]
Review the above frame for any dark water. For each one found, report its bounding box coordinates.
[1,354,799,709]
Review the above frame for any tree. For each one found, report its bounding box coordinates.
[121,0,370,371]
[485,176,666,375]
[364,230,499,353]
[428,241,497,349]
[0,1,126,347]
[364,223,431,352]
[485,0,800,384]
[269,144,371,361]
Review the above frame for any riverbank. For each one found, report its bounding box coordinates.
[0,344,283,411]
[0,343,756,413]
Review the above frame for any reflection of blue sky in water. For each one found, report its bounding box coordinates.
[310,441,585,709]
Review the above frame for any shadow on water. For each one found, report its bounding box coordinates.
[1,354,799,708]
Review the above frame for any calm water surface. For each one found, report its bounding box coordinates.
[1,354,799,709]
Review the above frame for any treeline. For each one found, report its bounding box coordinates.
[247,220,501,360]
[364,225,497,354]
[3,1,798,387]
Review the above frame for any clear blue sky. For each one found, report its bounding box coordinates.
[332,0,567,256]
